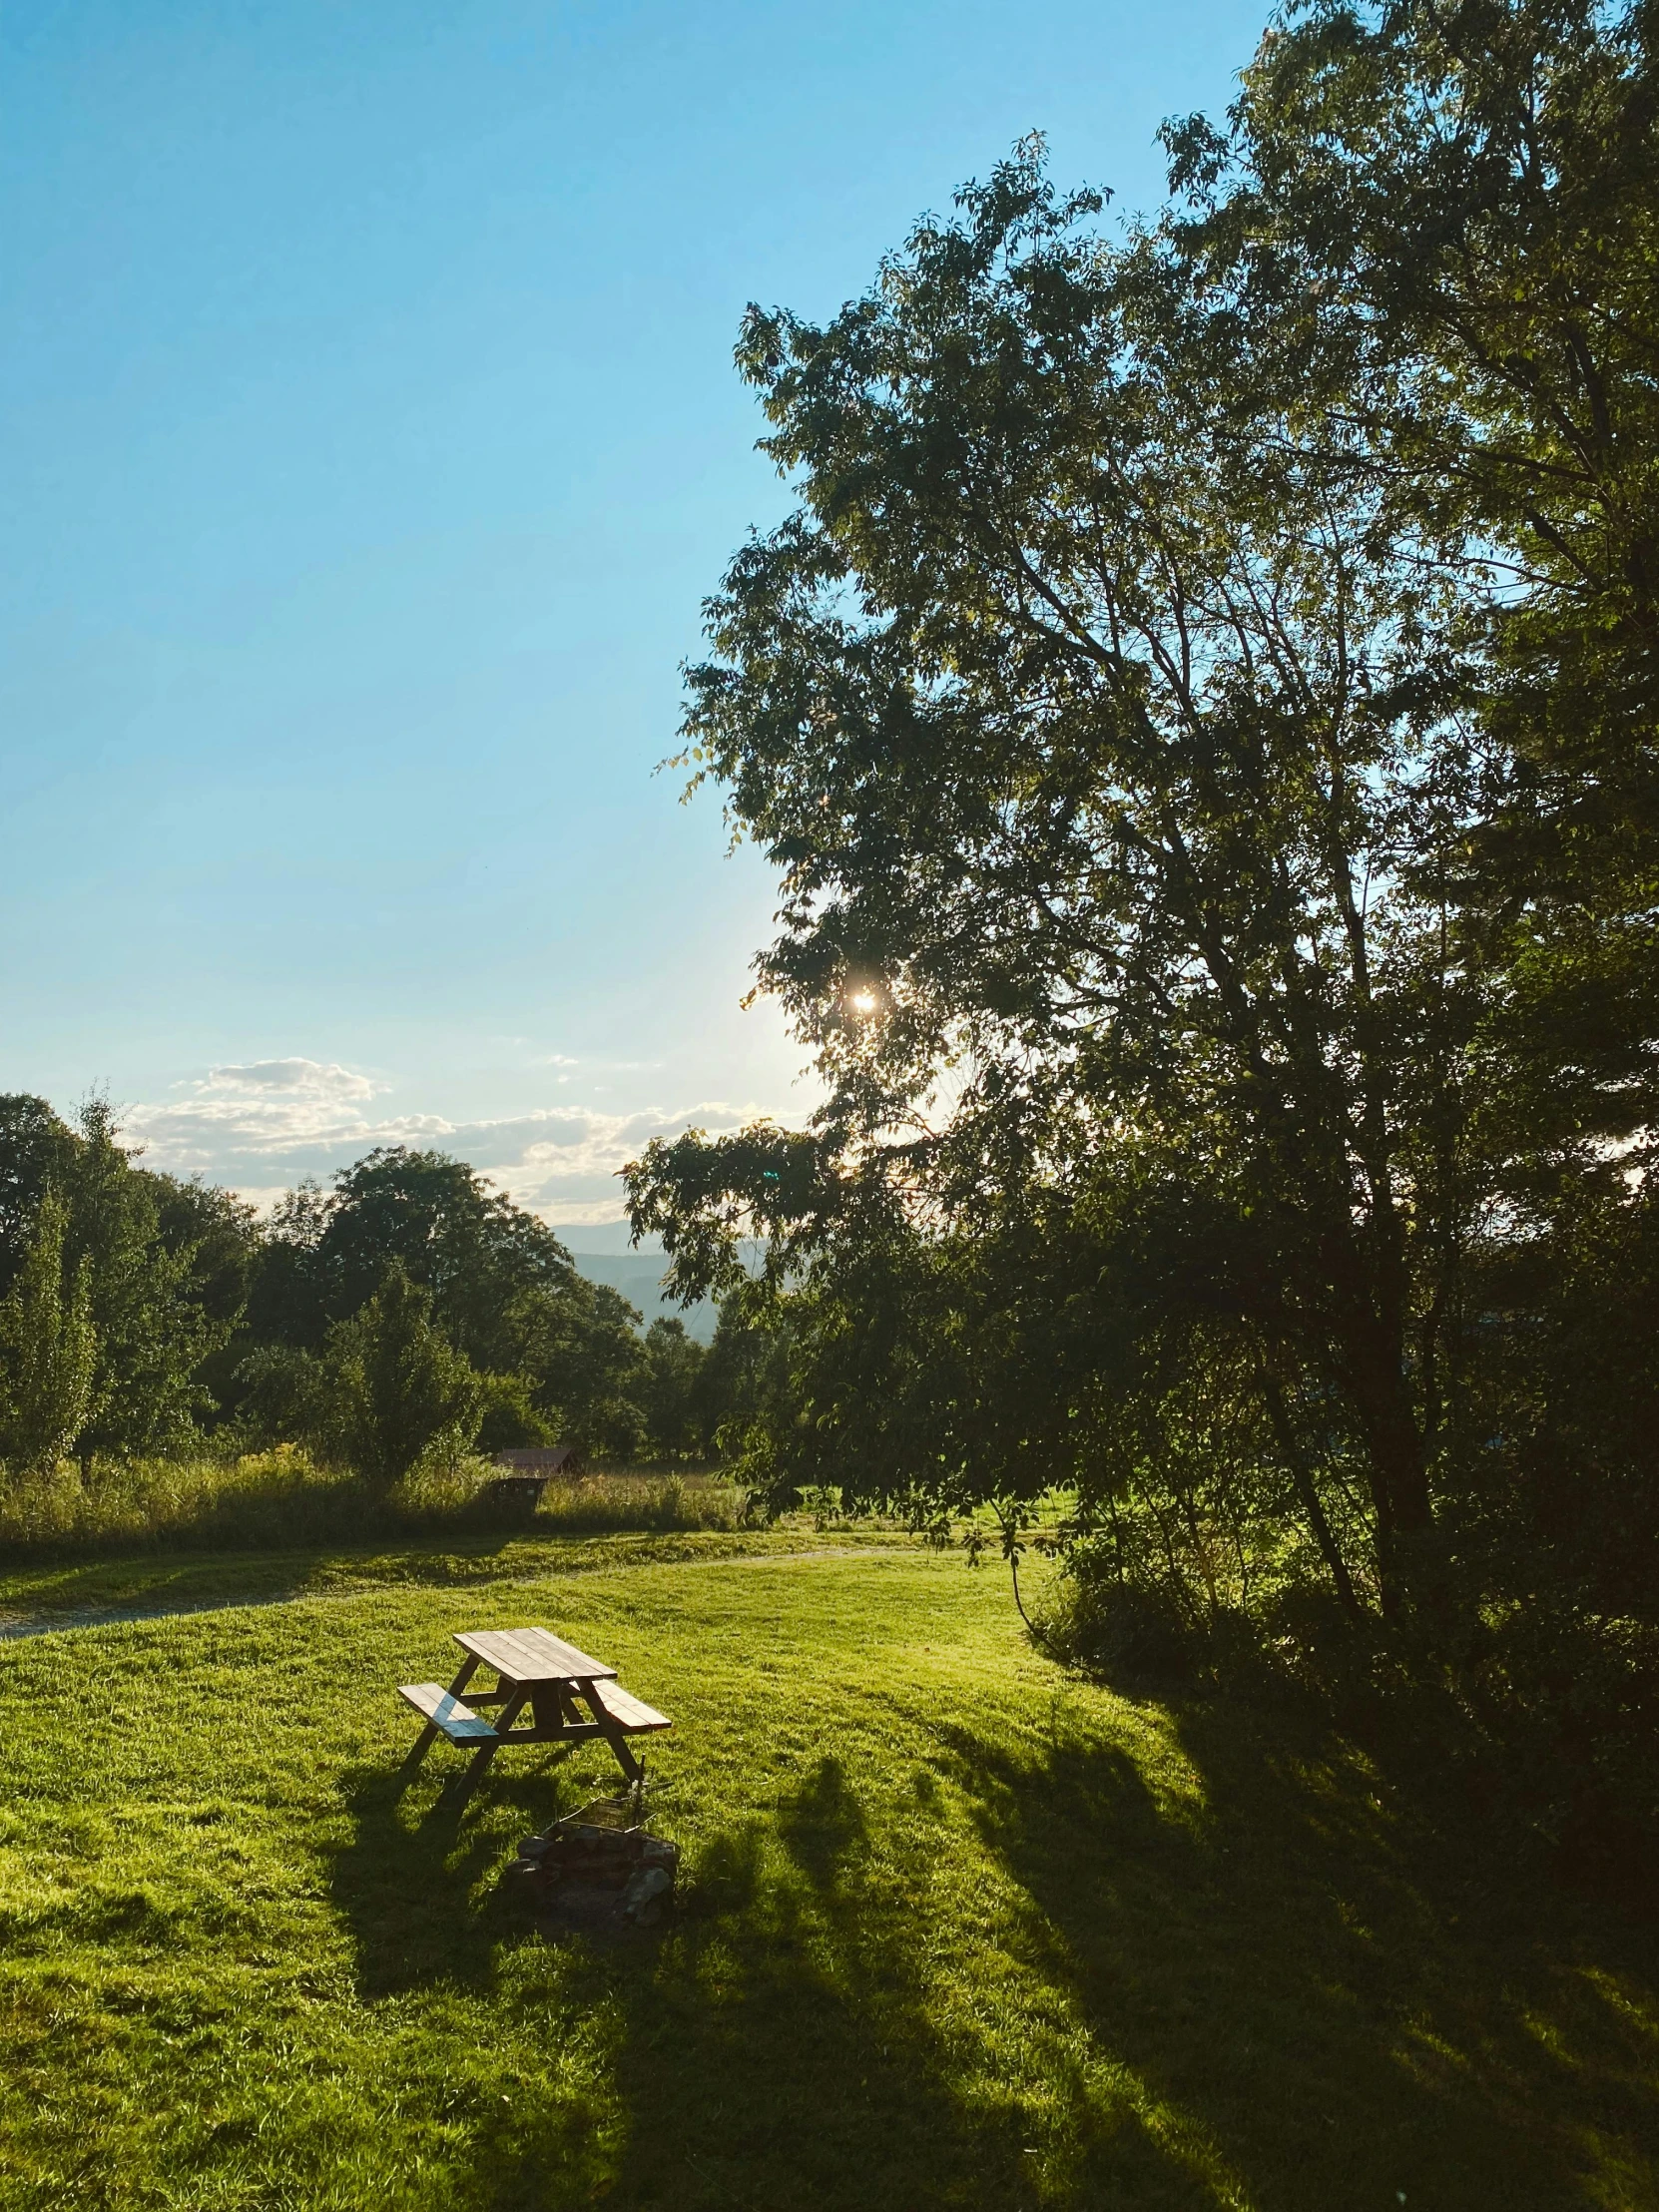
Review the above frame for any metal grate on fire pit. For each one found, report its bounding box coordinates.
[508,1785,679,1933]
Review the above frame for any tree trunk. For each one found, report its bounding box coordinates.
[1342,1326,1432,1614]
[1260,1366,1365,1622]
[1312,1200,1432,1612]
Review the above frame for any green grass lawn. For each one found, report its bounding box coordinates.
[0,1539,1654,2210]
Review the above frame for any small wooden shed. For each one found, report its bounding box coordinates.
[490,1446,584,1479]
[484,1445,585,1505]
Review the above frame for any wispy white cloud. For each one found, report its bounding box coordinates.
[482,1103,757,1216]
[131,1059,441,1171]
[124,1058,781,1227]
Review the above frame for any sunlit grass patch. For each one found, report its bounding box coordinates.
[0,1545,1653,2209]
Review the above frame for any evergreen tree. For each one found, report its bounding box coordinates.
[0,1095,80,1299]
[0,1191,97,1481]
[63,1102,227,1473]
[321,1265,487,1487]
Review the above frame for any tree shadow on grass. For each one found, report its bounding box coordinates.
[326,1750,591,1999]
[563,1752,1219,2212]
[932,1691,1659,2212]
[322,1696,1659,2212]
[326,1742,1216,2211]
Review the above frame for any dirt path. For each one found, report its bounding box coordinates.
[0,1543,914,1642]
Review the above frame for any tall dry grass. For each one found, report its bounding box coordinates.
[0,1446,742,1560]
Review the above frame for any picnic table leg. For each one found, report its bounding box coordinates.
[398,1653,480,1784]
[575,1683,646,1789]
[528,1682,565,1734]
[454,1679,526,1805]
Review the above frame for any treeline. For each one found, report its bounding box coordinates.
[0,1096,763,1488]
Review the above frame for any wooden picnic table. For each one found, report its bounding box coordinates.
[398,1626,671,1800]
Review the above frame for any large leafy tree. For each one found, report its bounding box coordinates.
[631,3,1659,1616]
[638,145,1486,1603]
[1181,0,1659,1599]
[634,1317,709,1462]
[249,1146,580,1364]
[62,1102,236,1470]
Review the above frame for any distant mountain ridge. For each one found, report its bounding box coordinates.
[566,1250,717,1343]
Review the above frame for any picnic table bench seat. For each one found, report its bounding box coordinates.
[587,1679,673,1734]
[399,1675,671,1741]
[398,1681,500,1743]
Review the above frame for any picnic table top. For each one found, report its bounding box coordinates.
[453,1626,618,1683]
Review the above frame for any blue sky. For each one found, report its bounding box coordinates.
[1,0,1268,1238]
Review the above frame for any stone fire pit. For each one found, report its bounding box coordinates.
[508,1792,679,1934]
